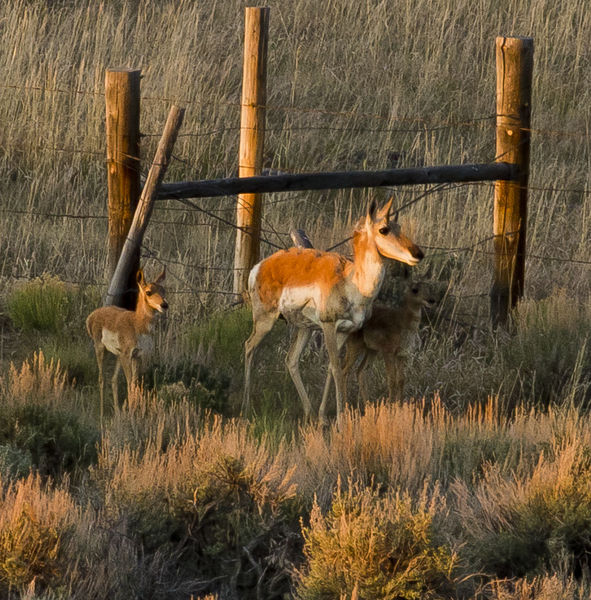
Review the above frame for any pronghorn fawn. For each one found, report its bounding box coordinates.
[86,268,168,422]
[325,279,445,405]
[243,199,423,426]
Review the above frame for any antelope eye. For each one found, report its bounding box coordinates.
[379,226,390,235]
[146,290,152,296]
[411,287,419,294]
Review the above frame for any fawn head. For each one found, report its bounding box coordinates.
[365,198,424,266]
[407,280,447,309]
[137,268,168,313]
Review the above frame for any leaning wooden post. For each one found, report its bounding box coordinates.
[233,6,269,295]
[105,68,141,309]
[490,36,533,328]
[105,106,185,307]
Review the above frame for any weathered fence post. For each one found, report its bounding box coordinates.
[491,36,533,328]
[105,68,141,309]
[105,106,185,307]
[233,6,269,296]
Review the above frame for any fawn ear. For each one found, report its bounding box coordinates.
[376,197,393,222]
[136,269,146,288]
[155,267,166,283]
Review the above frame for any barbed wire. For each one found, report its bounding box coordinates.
[4,81,591,141]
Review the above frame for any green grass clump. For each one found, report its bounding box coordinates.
[297,482,458,600]
[7,275,73,334]
[501,292,591,408]
[185,306,253,371]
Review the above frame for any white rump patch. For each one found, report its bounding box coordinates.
[248,262,261,292]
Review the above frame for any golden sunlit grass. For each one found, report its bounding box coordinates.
[0,350,591,596]
[1,0,591,597]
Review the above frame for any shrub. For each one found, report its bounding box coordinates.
[0,404,98,477]
[296,481,458,600]
[149,357,230,414]
[0,353,99,477]
[454,441,591,580]
[40,337,98,386]
[7,274,73,334]
[185,306,253,371]
[0,474,76,595]
[97,416,300,598]
[0,444,33,480]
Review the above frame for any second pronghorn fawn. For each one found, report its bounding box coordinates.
[322,279,445,405]
[86,268,168,421]
[243,198,424,426]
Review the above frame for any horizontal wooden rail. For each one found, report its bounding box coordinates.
[157,162,519,201]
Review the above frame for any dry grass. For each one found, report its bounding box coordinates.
[1,0,591,597]
[0,353,590,596]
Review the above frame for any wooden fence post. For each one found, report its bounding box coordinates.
[233,6,269,295]
[105,68,141,309]
[105,106,185,307]
[491,36,533,328]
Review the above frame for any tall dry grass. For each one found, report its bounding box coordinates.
[0,0,590,312]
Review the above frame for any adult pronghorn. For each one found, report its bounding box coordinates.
[243,198,424,425]
[86,268,168,422]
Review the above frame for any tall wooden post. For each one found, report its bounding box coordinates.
[233,7,269,295]
[106,106,185,307]
[490,37,533,328]
[105,68,141,309]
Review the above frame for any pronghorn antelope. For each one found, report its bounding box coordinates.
[243,199,424,425]
[86,268,168,421]
[322,279,445,406]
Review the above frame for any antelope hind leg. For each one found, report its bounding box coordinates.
[285,328,314,420]
[243,311,278,415]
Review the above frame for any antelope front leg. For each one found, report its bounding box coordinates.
[130,349,142,397]
[111,358,122,411]
[384,354,406,402]
[93,342,106,425]
[354,351,371,406]
[119,353,138,405]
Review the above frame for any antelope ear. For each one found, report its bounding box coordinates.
[136,269,146,287]
[376,197,393,222]
[155,267,166,283]
[366,199,378,226]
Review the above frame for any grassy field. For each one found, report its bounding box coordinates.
[1,0,591,598]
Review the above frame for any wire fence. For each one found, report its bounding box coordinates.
[1,83,590,314]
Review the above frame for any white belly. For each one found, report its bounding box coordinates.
[279,285,322,327]
[101,330,154,358]
[101,329,121,355]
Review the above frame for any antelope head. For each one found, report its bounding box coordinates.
[366,198,423,266]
